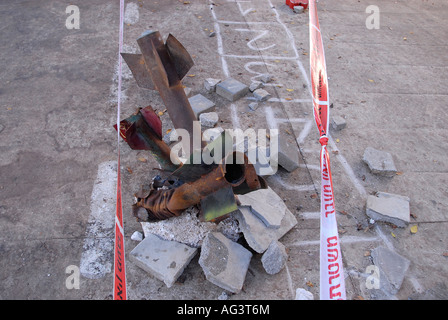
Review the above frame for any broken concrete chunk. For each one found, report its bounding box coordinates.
[260,74,273,83]
[130,233,197,288]
[199,112,219,128]
[295,288,314,300]
[331,115,346,131]
[253,88,271,102]
[366,192,410,227]
[278,136,299,172]
[199,232,252,293]
[204,78,221,92]
[235,205,297,253]
[293,6,304,14]
[249,82,263,92]
[131,231,143,241]
[188,94,216,119]
[371,246,410,296]
[216,78,249,101]
[261,240,288,275]
[237,187,286,228]
[248,102,259,111]
[362,147,397,177]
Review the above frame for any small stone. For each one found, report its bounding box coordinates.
[366,192,410,227]
[295,288,314,300]
[370,246,410,296]
[163,129,179,145]
[129,234,197,288]
[261,241,288,274]
[249,82,263,92]
[189,94,216,119]
[216,78,249,101]
[199,232,252,293]
[217,291,229,300]
[362,147,397,177]
[131,231,143,241]
[209,31,216,37]
[200,112,219,128]
[204,78,221,92]
[331,115,346,131]
[253,88,271,102]
[293,6,304,13]
[248,102,259,111]
[260,74,273,83]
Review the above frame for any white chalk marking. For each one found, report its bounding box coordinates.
[297,119,314,145]
[328,136,367,198]
[264,106,278,130]
[235,28,276,51]
[300,211,321,219]
[230,103,241,128]
[270,175,315,192]
[80,161,118,279]
[284,263,295,299]
[223,53,297,60]
[267,0,311,93]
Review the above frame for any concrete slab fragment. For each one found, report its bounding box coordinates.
[204,78,221,92]
[199,232,252,293]
[129,234,198,288]
[188,94,216,119]
[216,78,248,101]
[278,136,299,172]
[199,112,219,128]
[331,115,346,131]
[253,88,271,102]
[261,240,288,275]
[235,206,298,253]
[366,192,410,227]
[371,246,410,296]
[363,147,397,177]
[237,187,286,228]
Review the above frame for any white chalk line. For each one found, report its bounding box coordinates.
[80,161,118,279]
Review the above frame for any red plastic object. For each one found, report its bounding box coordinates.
[286,0,309,10]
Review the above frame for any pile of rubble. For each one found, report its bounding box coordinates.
[115,29,302,296]
[129,186,298,293]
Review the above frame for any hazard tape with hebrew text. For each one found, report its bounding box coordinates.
[308,0,346,300]
[113,0,127,300]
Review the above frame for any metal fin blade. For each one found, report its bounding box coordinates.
[121,53,155,90]
[165,34,194,80]
[200,187,238,222]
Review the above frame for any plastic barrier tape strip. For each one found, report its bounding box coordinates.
[308,0,346,300]
[113,0,127,301]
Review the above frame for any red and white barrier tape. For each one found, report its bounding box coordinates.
[309,0,346,300]
[113,0,127,300]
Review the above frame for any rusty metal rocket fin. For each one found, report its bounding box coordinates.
[120,53,155,90]
[165,34,194,80]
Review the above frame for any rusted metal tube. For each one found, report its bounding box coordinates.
[133,152,263,222]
